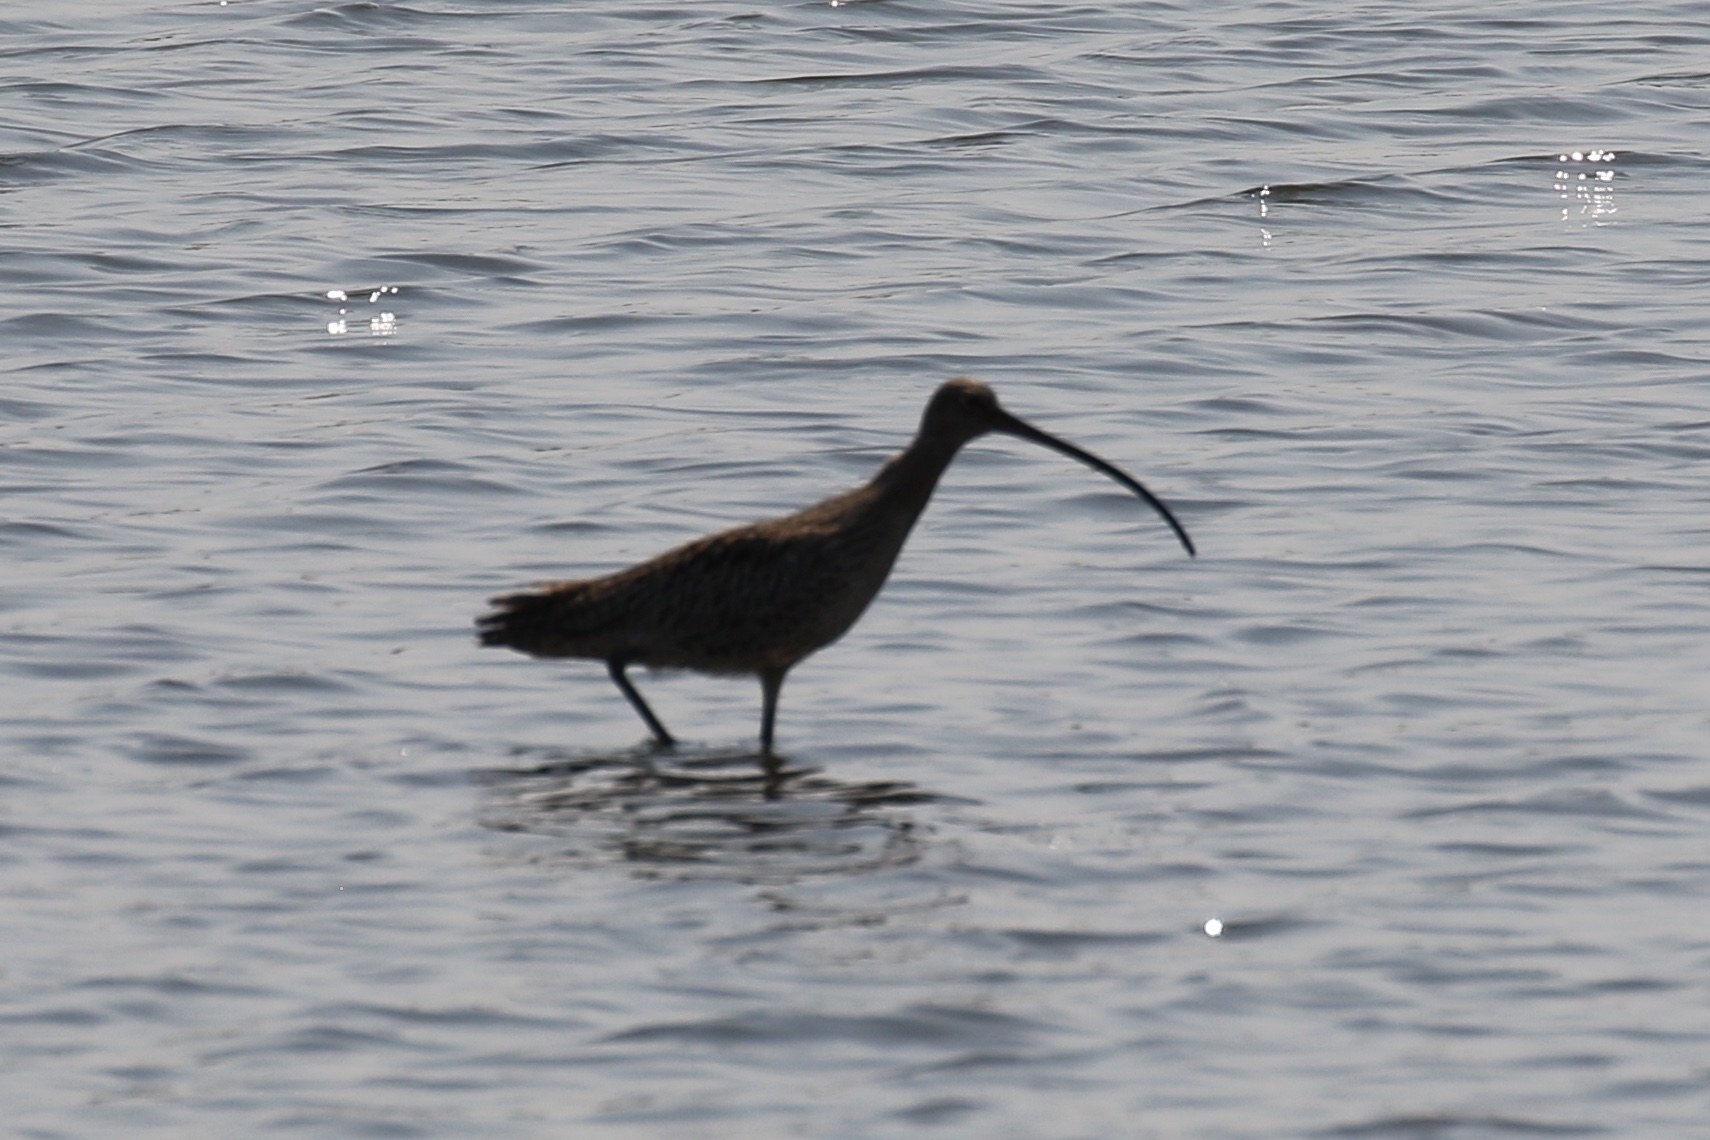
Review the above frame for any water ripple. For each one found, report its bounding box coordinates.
[480,749,932,881]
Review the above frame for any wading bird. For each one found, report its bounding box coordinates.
[478,379,1194,756]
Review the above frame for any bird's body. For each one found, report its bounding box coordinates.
[478,379,1193,756]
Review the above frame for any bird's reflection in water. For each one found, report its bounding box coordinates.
[477,747,939,880]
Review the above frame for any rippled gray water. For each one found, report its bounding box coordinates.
[7,1,1710,1135]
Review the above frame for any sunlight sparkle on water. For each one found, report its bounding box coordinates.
[324,285,401,336]
[1553,149,1618,225]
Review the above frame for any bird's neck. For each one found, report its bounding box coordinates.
[867,430,968,519]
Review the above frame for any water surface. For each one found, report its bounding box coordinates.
[6,1,1710,1136]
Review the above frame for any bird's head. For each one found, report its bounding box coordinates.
[919,378,1012,445]
[915,377,1195,557]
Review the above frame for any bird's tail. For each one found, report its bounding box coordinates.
[476,581,624,658]
[475,591,535,649]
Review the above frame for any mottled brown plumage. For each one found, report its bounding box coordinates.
[478,379,1194,755]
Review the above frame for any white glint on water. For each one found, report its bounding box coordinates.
[324,286,401,335]
[1553,149,1619,226]
[1204,918,1224,938]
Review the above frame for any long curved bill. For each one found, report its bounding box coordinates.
[993,410,1196,557]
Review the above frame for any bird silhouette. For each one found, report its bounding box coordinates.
[478,379,1194,757]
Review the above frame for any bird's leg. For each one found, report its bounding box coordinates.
[758,667,788,758]
[607,660,675,748]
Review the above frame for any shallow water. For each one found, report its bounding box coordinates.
[7,1,1710,1136]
